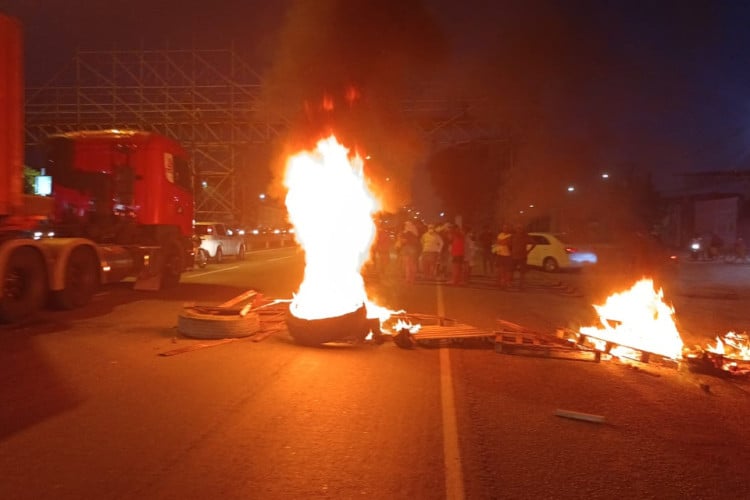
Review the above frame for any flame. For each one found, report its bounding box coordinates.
[284,136,381,320]
[392,319,421,334]
[705,337,724,355]
[579,279,684,360]
[707,331,750,360]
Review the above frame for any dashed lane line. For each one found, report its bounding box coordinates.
[437,284,465,500]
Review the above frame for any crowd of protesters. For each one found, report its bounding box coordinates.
[370,218,535,290]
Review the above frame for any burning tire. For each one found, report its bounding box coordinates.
[0,246,47,323]
[285,304,369,346]
[177,308,261,339]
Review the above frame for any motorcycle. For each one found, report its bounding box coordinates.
[688,237,704,261]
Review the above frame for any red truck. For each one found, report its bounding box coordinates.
[0,14,194,323]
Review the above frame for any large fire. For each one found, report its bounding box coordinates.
[579,279,685,360]
[284,136,380,321]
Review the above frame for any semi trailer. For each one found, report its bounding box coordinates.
[0,13,194,323]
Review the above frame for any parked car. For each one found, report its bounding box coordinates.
[194,222,247,263]
[527,232,597,272]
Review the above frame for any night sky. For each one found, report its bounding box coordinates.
[3,0,750,197]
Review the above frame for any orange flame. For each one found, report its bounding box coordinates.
[706,331,750,360]
[284,136,382,320]
[579,279,684,360]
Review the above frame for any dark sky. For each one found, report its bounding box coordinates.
[3,0,750,193]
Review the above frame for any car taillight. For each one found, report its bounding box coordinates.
[564,247,576,254]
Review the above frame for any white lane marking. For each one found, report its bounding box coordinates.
[437,284,465,500]
[184,254,296,279]
[265,256,295,263]
[183,266,239,278]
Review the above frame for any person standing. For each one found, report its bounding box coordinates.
[463,228,478,283]
[373,226,392,277]
[397,224,420,284]
[420,224,444,280]
[448,225,466,285]
[478,227,496,277]
[494,224,513,288]
[509,223,535,290]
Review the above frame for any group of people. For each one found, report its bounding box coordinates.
[372,221,474,285]
[374,220,535,290]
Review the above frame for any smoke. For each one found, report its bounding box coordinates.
[260,0,446,211]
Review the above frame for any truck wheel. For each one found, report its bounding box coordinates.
[237,244,246,261]
[52,246,100,310]
[0,246,47,323]
[161,241,183,289]
[214,247,223,264]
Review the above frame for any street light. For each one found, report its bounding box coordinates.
[601,173,609,179]
[567,186,575,192]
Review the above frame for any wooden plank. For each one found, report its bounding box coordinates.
[412,322,494,341]
[159,338,237,356]
[495,331,600,362]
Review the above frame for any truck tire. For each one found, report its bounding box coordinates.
[0,246,47,323]
[214,247,223,264]
[52,245,100,310]
[161,241,183,289]
[177,309,261,339]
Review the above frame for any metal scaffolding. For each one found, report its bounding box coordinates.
[25,46,510,223]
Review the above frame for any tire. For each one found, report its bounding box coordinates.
[178,308,261,339]
[0,246,47,323]
[161,241,183,289]
[214,247,223,264]
[52,246,100,310]
[237,244,246,261]
[542,257,559,272]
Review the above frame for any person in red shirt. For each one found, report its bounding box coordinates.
[449,225,466,285]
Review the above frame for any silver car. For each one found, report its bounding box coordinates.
[194,222,247,263]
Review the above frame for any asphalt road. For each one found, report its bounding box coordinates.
[1,248,749,499]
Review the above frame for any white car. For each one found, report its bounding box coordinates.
[194,222,247,263]
[527,232,597,272]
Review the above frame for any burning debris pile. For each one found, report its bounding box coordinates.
[684,331,750,377]
[559,278,750,377]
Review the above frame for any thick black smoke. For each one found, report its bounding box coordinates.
[260,0,446,210]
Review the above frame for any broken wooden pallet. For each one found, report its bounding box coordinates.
[412,323,495,341]
[495,331,601,362]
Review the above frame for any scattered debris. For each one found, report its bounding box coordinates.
[554,409,606,424]
[163,291,288,355]
[159,338,238,356]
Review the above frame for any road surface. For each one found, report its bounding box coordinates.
[1,248,749,499]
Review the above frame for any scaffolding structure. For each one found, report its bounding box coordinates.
[24,46,509,223]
